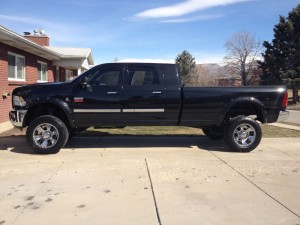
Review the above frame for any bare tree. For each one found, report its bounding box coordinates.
[224,31,261,86]
[191,64,219,86]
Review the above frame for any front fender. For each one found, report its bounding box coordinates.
[24,97,75,128]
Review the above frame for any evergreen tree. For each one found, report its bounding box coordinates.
[259,4,300,103]
[175,50,197,86]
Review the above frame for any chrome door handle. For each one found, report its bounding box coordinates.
[107,91,118,95]
[152,91,162,94]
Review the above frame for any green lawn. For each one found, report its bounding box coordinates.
[2,125,299,138]
[80,125,300,138]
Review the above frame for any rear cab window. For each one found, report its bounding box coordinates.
[125,65,161,86]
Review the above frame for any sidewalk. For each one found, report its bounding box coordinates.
[269,122,300,131]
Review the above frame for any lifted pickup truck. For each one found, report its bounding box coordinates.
[10,63,289,154]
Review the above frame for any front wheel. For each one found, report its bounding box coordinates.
[26,115,69,154]
[224,116,262,152]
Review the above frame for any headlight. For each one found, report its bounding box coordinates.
[13,96,26,107]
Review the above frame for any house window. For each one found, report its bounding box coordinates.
[8,52,25,81]
[37,61,48,82]
[55,66,60,82]
[66,69,74,81]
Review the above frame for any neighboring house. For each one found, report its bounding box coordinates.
[0,25,94,132]
[217,77,242,86]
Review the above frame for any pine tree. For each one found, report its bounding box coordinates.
[175,50,197,86]
[259,4,300,103]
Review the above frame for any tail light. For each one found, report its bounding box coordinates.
[282,91,288,108]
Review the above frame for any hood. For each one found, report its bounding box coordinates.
[12,82,69,97]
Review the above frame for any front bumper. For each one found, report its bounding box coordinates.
[277,110,289,123]
[9,110,27,128]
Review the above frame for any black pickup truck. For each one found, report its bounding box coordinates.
[10,63,289,154]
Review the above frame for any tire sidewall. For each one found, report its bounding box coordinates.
[224,116,262,152]
[26,115,69,154]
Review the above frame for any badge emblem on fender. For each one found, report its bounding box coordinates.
[74,97,84,103]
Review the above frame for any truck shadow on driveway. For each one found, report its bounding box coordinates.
[0,135,232,154]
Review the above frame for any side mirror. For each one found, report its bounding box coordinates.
[79,77,92,92]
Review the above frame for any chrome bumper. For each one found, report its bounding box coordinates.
[277,110,289,123]
[9,110,27,128]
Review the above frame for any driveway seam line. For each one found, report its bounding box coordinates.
[209,151,300,219]
[145,158,162,225]
[10,162,64,225]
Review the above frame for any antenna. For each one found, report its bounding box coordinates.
[38,28,45,35]
[33,28,46,36]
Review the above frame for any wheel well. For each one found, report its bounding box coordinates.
[224,102,265,123]
[24,103,70,128]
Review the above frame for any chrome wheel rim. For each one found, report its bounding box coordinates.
[33,123,59,148]
[233,123,256,148]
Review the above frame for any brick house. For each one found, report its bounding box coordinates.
[0,25,94,132]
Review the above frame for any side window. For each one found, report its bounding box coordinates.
[86,69,120,86]
[126,66,159,86]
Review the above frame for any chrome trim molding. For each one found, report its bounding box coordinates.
[74,108,165,113]
[123,109,165,113]
[74,109,121,113]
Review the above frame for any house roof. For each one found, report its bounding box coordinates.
[45,46,94,65]
[0,25,94,65]
[0,25,61,60]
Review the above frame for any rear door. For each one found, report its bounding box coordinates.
[122,64,166,125]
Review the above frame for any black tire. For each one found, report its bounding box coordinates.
[26,115,69,154]
[202,126,223,140]
[224,116,262,152]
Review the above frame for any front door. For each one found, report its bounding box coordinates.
[122,65,166,125]
[71,64,124,127]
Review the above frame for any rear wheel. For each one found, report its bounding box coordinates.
[224,116,261,152]
[202,126,223,140]
[26,115,69,154]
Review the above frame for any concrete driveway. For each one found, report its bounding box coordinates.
[0,136,300,225]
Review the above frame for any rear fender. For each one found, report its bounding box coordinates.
[218,97,266,125]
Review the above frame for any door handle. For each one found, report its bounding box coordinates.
[152,91,162,94]
[107,91,118,95]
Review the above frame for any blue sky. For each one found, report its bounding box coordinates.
[0,0,298,64]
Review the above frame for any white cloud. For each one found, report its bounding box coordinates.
[0,14,62,28]
[0,14,116,45]
[135,0,251,19]
[162,14,223,23]
[117,53,226,64]
[117,58,175,64]
[196,54,225,64]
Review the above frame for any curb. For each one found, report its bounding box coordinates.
[268,123,300,131]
